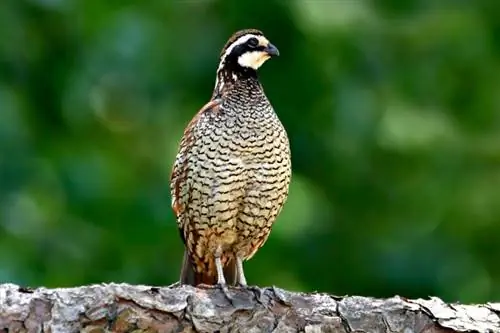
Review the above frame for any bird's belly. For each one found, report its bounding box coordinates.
[188,119,290,261]
[189,155,246,259]
[234,137,291,259]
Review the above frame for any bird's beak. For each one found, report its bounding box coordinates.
[264,43,279,57]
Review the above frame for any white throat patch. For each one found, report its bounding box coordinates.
[237,51,271,70]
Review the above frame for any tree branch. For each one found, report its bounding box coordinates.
[0,283,498,333]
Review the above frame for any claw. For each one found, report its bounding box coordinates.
[202,283,233,307]
[248,285,267,306]
[196,282,235,305]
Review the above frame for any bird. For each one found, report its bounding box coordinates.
[170,29,291,288]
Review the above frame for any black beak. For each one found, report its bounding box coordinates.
[264,43,279,57]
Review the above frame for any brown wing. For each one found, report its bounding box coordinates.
[170,98,225,285]
[170,98,222,240]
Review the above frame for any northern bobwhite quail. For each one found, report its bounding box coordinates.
[170,29,291,287]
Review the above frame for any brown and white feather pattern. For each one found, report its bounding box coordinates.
[170,29,291,286]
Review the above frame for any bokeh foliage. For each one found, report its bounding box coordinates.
[1,0,500,303]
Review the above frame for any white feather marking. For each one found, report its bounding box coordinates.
[237,51,271,69]
[214,76,224,92]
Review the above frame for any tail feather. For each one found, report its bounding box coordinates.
[179,250,237,286]
[179,250,196,285]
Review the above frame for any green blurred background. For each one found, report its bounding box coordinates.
[1,0,500,304]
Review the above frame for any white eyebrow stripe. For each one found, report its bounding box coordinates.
[223,34,258,58]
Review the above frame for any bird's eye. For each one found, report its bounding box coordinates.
[248,37,259,48]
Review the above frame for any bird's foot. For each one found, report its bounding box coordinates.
[233,283,267,306]
[247,284,268,306]
[216,283,234,304]
[196,283,235,305]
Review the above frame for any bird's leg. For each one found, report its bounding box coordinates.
[213,249,234,303]
[236,256,247,287]
[215,255,227,285]
[235,256,265,304]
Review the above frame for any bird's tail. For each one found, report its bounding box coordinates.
[179,249,237,286]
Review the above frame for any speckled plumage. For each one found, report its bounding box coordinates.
[170,29,291,286]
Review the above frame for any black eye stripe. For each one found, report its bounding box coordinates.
[248,37,259,48]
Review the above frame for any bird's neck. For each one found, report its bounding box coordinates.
[212,64,260,99]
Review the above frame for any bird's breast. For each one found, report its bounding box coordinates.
[218,109,287,154]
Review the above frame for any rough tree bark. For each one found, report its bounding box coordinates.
[0,283,499,333]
